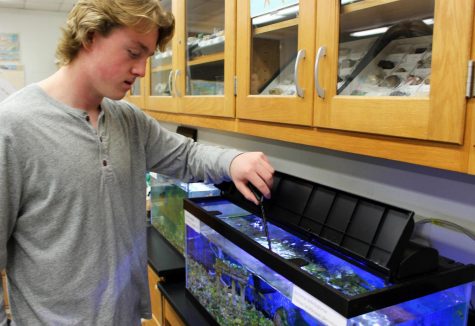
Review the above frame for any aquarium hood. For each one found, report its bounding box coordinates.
[215,171,439,281]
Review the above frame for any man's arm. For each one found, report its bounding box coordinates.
[137,107,275,203]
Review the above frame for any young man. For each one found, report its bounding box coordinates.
[0,0,274,324]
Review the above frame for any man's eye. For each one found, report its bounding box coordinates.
[128,49,140,58]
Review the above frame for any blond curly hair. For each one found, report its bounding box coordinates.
[56,0,174,66]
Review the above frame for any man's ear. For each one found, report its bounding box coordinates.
[82,31,96,51]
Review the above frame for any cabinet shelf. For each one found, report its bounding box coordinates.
[253,18,299,36]
[188,52,224,66]
[151,64,173,73]
[341,0,434,32]
[342,0,399,13]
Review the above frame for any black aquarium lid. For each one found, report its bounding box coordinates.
[216,171,432,280]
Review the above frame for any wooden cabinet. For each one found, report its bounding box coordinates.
[146,0,178,114]
[468,98,475,174]
[146,265,163,326]
[146,0,236,118]
[236,0,474,142]
[314,0,475,143]
[163,300,185,326]
[468,20,475,174]
[126,77,147,109]
[143,1,475,174]
[1,271,10,320]
[145,265,186,326]
[236,1,316,125]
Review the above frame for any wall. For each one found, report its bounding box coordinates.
[0,8,67,85]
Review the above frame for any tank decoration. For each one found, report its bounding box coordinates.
[187,257,275,325]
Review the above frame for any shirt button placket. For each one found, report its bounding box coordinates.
[98,127,106,167]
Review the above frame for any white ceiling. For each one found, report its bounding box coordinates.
[0,0,77,12]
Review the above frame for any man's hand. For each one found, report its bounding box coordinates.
[229,152,274,205]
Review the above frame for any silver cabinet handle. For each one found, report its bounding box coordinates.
[294,49,306,98]
[167,70,174,97]
[174,69,182,97]
[466,60,474,98]
[315,46,326,99]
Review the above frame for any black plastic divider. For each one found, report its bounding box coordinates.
[216,171,421,279]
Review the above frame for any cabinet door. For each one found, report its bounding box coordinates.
[179,0,236,117]
[1,271,9,319]
[147,266,163,326]
[126,77,146,109]
[469,98,475,175]
[163,299,185,326]
[147,0,180,113]
[236,1,316,125]
[314,0,475,144]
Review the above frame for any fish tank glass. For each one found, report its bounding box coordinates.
[185,197,472,326]
[149,173,220,255]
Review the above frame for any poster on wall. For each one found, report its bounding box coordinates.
[0,33,21,62]
[0,33,23,101]
[0,63,24,102]
[251,0,299,18]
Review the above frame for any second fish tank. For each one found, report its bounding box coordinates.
[150,172,220,255]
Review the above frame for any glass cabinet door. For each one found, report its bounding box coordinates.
[131,79,142,97]
[314,0,475,143]
[236,1,316,126]
[180,0,235,117]
[150,50,172,97]
[147,0,178,113]
[126,78,145,108]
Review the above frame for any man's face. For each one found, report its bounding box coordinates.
[85,26,158,100]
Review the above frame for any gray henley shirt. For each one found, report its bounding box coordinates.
[0,84,241,325]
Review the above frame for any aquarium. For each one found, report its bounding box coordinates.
[184,196,474,326]
[149,173,220,255]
